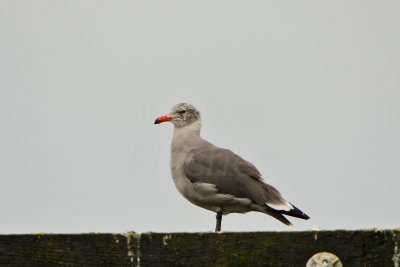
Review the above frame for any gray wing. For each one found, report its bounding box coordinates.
[183,146,290,209]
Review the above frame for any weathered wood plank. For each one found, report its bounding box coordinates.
[0,230,399,266]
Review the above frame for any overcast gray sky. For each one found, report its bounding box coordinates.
[1,1,399,234]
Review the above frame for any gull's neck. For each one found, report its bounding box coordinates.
[173,119,201,137]
[171,119,202,151]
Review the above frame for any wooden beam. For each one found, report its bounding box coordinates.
[0,230,399,266]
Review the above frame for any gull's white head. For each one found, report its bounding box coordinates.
[154,103,201,128]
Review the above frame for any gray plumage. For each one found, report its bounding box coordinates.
[155,103,309,231]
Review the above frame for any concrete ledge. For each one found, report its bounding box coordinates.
[0,229,399,266]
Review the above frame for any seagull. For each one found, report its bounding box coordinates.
[154,103,310,232]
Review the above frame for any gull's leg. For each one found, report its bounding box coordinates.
[215,210,222,232]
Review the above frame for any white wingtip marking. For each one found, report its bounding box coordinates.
[267,202,294,211]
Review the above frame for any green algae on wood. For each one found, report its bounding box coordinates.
[0,229,399,267]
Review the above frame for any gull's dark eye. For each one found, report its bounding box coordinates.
[178,110,186,114]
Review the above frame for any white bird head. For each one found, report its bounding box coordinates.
[154,103,201,127]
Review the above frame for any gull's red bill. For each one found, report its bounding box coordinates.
[154,115,172,124]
